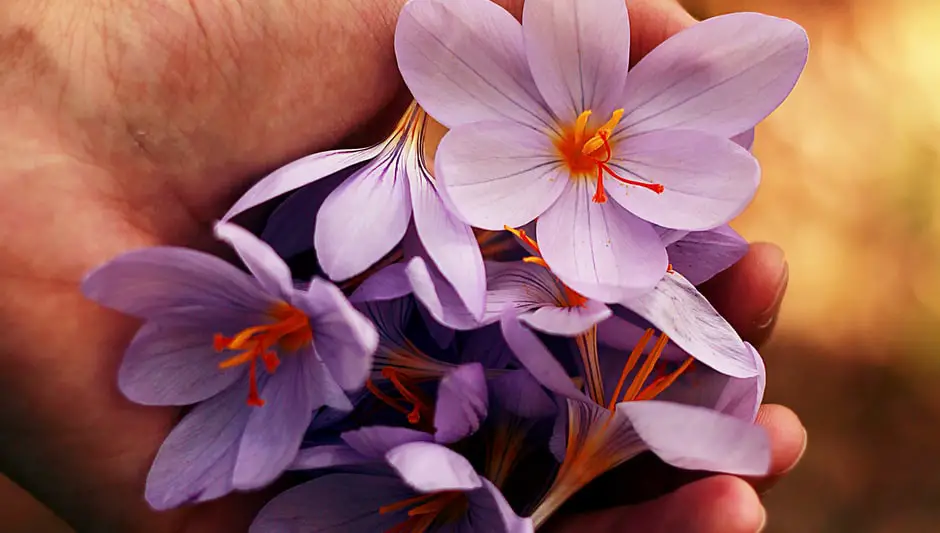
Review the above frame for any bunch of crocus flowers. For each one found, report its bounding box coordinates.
[82,0,808,531]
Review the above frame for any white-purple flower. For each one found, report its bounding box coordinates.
[396,0,808,302]
[222,102,486,322]
[252,438,532,533]
[500,314,768,527]
[81,222,379,509]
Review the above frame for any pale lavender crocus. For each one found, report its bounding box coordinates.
[81,222,378,509]
[500,314,768,527]
[252,439,532,532]
[396,0,808,302]
[222,102,486,321]
[660,224,749,285]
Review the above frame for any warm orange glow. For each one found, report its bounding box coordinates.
[214,301,312,406]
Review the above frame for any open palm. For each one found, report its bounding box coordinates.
[0,1,803,531]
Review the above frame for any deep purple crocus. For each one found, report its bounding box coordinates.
[81,222,378,509]
[395,0,808,302]
[221,102,486,321]
[500,314,768,527]
[252,438,532,533]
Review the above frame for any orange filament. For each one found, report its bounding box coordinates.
[381,491,469,533]
[503,225,541,254]
[214,301,312,406]
[605,329,696,410]
[555,110,665,204]
[366,367,435,429]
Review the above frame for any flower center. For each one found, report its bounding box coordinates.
[380,491,470,533]
[213,301,312,407]
[366,367,436,432]
[554,109,665,204]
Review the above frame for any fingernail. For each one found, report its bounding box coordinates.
[780,428,808,476]
[754,260,789,331]
[757,505,768,532]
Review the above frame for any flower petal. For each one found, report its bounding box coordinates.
[342,426,433,459]
[410,153,486,319]
[458,325,515,369]
[711,343,765,421]
[223,146,384,221]
[483,260,563,321]
[348,263,413,303]
[537,181,667,303]
[82,247,272,319]
[405,256,480,330]
[617,400,771,476]
[214,221,294,300]
[260,174,345,260]
[145,382,250,510]
[466,479,535,533]
[395,0,554,130]
[606,129,760,231]
[489,369,557,418]
[289,444,370,470]
[434,363,489,444]
[233,354,318,489]
[667,225,749,285]
[500,313,589,401]
[522,0,630,124]
[616,13,808,138]
[733,129,756,151]
[386,441,482,492]
[619,272,758,378]
[436,120,567,230]
[301,278,378,391]
[119,322,244,406]
[315,153,412,281]
[521,300,612,336]
[249,473,412,533]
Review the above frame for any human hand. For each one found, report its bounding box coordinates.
[0,0,804,531]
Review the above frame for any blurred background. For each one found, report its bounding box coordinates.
[4,0,940,531]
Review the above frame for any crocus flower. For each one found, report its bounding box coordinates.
[252,438,532,533]
[660,224,749,285]
[81,222,379,509]
[222,102,486,321]
[500,313,768,527]
[396,0,808,302]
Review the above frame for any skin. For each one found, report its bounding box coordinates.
[0,0,806,532]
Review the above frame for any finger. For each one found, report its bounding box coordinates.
[699,243,790,348]
[749,404,807,494]
[548,475,766,533]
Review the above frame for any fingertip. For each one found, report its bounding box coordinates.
[627,0,697,62]
[751,404,807,493]
[674,476,766,533]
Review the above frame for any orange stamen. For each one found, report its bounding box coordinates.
[522,256,550,269]
[504,225,541,254]
[367,368,435,429]
[381,491,469,533]
[213,302,312,407]
[621,333,670,402]
[606,328,654,411]
[636,358,695,401]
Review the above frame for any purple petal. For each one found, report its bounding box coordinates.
[348,263,413,303]
[667,225,749,285]
[522,0,629,124]
[607,129,760,231]
[733,129,756,151]
[500,313,589,401]
[419,304,457,348]
[342,426,433,459]
[617,400,771,476]
[458,325,514,369]
[223,145,384,221]
[616,13,808,138]
[410,154,486,319]
[395,0,554,130]
[521,300,612,336]
[466,479,535,533]
[214,221,294,300]
[436,121,567,230]
[289,444,370,470]
[405,256,480,330]
[620,272,758,378]
[145,382,249,510]
[537,181,667,303]
[386,441,482,492]
[119,322,243,406]
[82,247,272,320]
[711,343,764,421]
[301,278,378,390]
[250,473,412,533]
[657,227,690,246]
[260,174,343,260]
[434,363,489,443]
[483,260,562,321]
[489,369,557,418]
[314,155,412,281]
[233,354,318,489]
